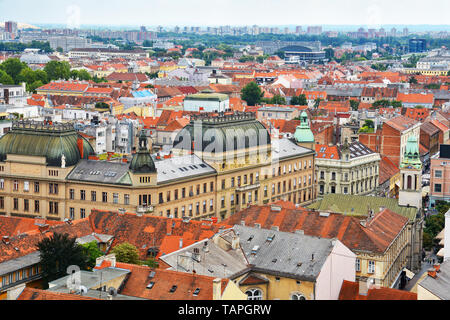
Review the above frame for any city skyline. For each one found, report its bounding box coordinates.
[1,0,449,28]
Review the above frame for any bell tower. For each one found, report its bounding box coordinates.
[398,136,422,209]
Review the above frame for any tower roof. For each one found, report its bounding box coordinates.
[294,111,315,143]
[129,130,156,174]
[401,135,422,169]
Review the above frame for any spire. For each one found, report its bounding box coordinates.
[294,111,315,144]
[400,135,422,170]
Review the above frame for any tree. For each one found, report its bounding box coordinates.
[27,80,44,93]
[37,233,89,288]
[56,47,63,53]
[391,100,403,109]
[268,94,286,105]
[274,51,285,59]
[409,77,418,84]
[239,55,255,63]
[44,60,71,81]
[241,82,264,106]
[291,94,307,106]
[81,241,104,270]
[0,69,14,85]
[95,102,110,109]
[350,100,360,111]
[324,48,335,60]
[0,58,27,84]
[111,242,140,265]
[314,98,322,109]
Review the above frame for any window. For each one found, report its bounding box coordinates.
[80,190,86,201]
[435,184,442,193]
[210,182,214,192]
[210,199,214,211]
[102,192,108,203]
[80,209,86,219]
[13,198,18,210]
[24,199,29,212]
[124,194,130,205]
[70,208,75,220]
[368,260,375,274]
[13,180,19,191]
[91,191,97,202]
[0,179,4,190]
[435,170,442,178]
[231,178,235,188]
[189,204,193,217]
[246,289,263,300]
[291,293,306,300]
[34,200,40,213]
[0,197,4,209]
[24,181,29,192]
[221,197,225,208]
[356,259,360,272]
[113,193,119,204]
[221,179,226,190]
[69,189,75,200]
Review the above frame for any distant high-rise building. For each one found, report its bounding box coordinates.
[409,39,427,53]
[295,26,302,34]
[391,27,397,37]
[307,26,322,35]
[140,26,147,32]
[403,28,409,36]
[5,21,18,39]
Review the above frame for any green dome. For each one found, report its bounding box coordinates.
[0,122,95,167]
[401,135,422,169]
[294,111,315,143]
[173,113,271,153]
[129,130,156,174]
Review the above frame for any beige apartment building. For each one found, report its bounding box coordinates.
[0,115,315,222]
[315,141,381,196]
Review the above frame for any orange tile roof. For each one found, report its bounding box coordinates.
[118,263,229,300]
[385,115,418,132]
[0,216,63,238]
[379,156,399,184]
[223,204,409,254]
[339,281,417,300]
[397,93,434,104]
[18,288,99,300]
[38,82,89,93]
[315,144,340,160]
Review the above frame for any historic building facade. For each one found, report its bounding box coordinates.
[0,115,315,222]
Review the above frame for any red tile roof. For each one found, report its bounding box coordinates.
[118,263,229,300]
[385,115,418,132]
[37,82,89,93]
[223,203,409,254]
[397,93,434,105]
[17,288,99,300]
[379,156,400,185]
[315,144,340,160]
[0,216,63,238]
[339,281,417,300]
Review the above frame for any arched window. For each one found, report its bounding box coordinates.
[291,293,306,300]
[246,288,263,300]
[407,175,412,190]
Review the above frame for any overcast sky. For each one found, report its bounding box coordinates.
[1,0,449,27]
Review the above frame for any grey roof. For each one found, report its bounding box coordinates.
[155,155,216,185]
[75,233,114,245]
[159,235,249,279]
[324,87,363,97]
[232,225,336,281]
[345,141,376,159]
[258,106,297,112]
[48,288,147,300]
[0,251,40,276]
[67,160,132,186]
[49,267,131,291]
[272,139,315,161]
[419,261,450,300]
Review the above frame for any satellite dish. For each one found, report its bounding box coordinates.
[79,286,88,295]
[108,287,118,297]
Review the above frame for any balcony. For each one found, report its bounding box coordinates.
[137,206,154,214]
[236,182,261,192]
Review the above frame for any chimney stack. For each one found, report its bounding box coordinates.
[212,278,222,300]
[427,268,437,279]
[2,236,10,245]
[179,238,183,249]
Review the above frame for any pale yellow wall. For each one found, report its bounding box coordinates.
[220,281,248,300]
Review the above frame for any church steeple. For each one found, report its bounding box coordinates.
[294,111,315,149]
[398,135,422,209]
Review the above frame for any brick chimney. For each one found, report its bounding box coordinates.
[77,137,84,159]
[427,268,437,279]
[2,236,10,245]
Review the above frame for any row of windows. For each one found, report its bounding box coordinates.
[0,180,42,193]
[158,199,215,218]
[245,288,306,301]
[355,259,376,274]
[69,190,129,205]
[319,167,378,181]
[158,183,215,205]
[0,265,40,288]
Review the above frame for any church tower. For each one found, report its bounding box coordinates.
[294,111,315,150]
[398,135,423,209]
